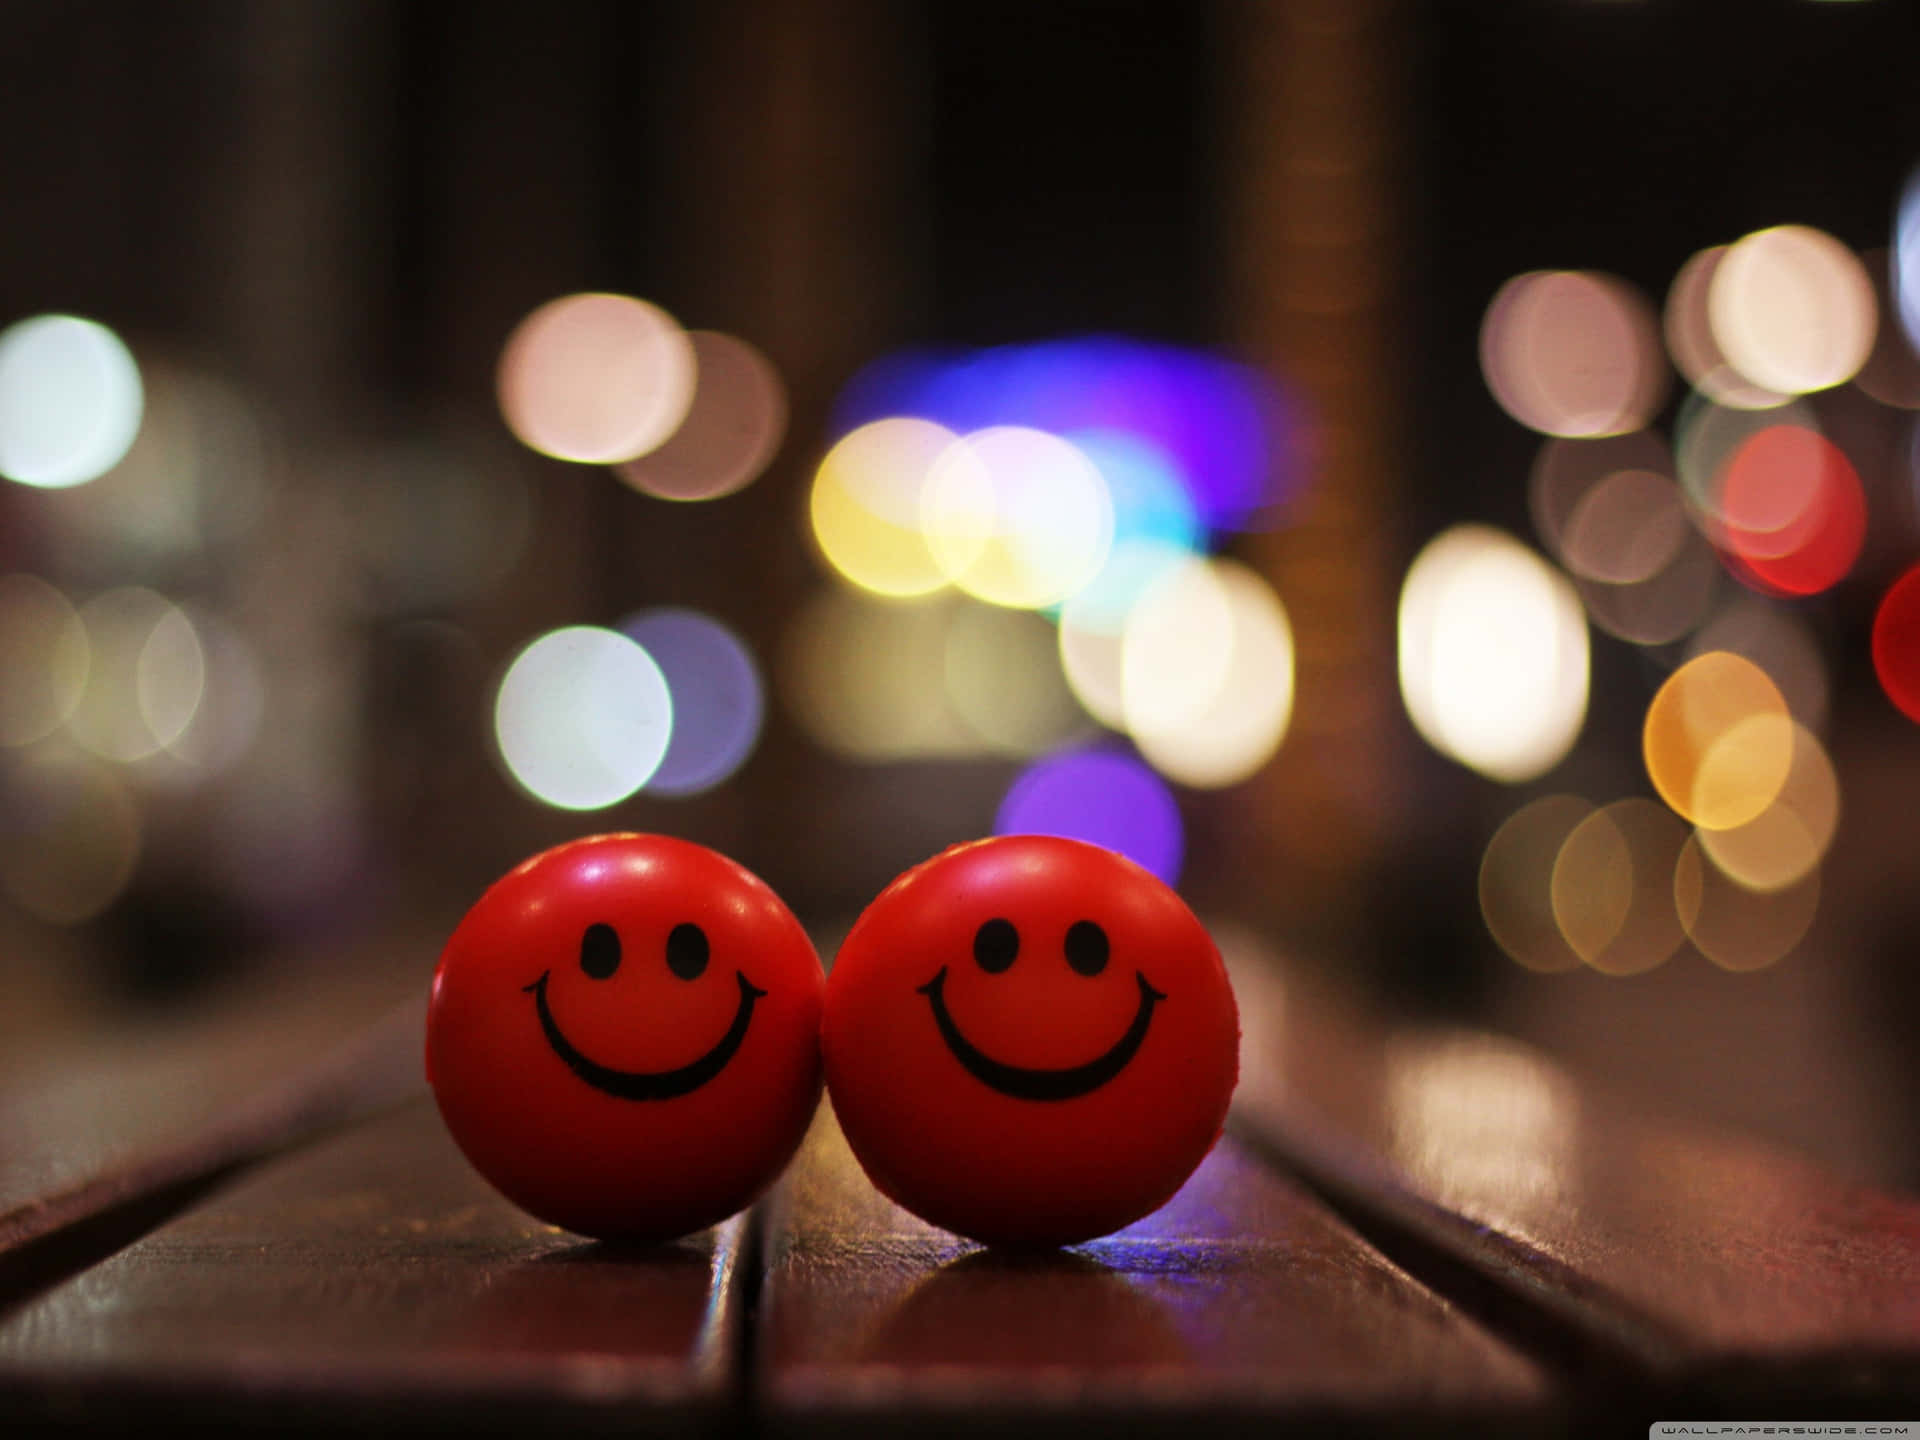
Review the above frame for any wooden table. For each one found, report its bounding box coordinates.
[3,932,1918,1435]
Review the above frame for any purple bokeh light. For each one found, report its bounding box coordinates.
[995,746,1185,887]
[618,607,764,797]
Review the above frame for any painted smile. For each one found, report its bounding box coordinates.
[525,970,767,1101]
[916,966,1166,1102]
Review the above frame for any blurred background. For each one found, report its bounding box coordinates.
[5,0,1920,1189]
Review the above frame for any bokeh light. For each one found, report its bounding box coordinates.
[496,293,696,464]
[995,747,1184,886]
[1571,528,1721,647]
[831,337,1293,534]
[1673,392,1822,529]
[618,607,764,796]
[0,575,90,747]
[1854,248,1920,409]
[41,358,274,573]
[1480,270,1667,437]
[1121,556,1295,788]
[1560,467,1691,584]
[1643,651,1793,830]
[1689,595,1830,734]
[1062,430,1203,631]
[1479,794,1595,973]
[1530,431,1675,563]
[135,604,207,755]
[1695,721,1838,894]
[809,418,970,598]
[943,602,1089,756]
[616,330,787,501]
[923,426,1114,610]
[782,587,971,758]
[1709,225,1875,396]
[1717,426,1865,597]
[1898,169,1920,354]
[0,314,144,488]
[1872,561,1920,723]
[165,610,265,774]
[0,748,141,924]
[1665,246,1791,410]
[1675,833,1819,973]
[1398,525,1589,783]
[66,589,201,764]
[1550,797,1688,976]
[493,626,672,810]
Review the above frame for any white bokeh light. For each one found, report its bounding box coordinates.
[0,315,144,489]
[923,426,1114,610]
[1399,525,1589,783]
[1123,557,1294,788]
[494,626,672,810]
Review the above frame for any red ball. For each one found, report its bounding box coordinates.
[824,835,1238,1247]
[427,834,824,1241]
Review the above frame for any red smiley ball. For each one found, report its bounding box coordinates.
[823,835,1238,1247]
[427,834,824,1242]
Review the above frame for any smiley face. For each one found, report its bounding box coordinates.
[525,921,767,1101]
[427,834,824,1242]
[823,835,1238,1247]
[916,919,1166,1101]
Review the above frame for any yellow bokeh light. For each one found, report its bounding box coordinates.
[809,418,973,598]
[0,575,90,747]
[1675,833,1819,973]
[1480,270,1667,437]
[1695,721,1838,893]
[1122,557,1294,789]
[1643,651,1793,830]
[1550,797,1688,976]
[1398,525,1589,783]
[944,602,1091,756]
[923,427,1114,610]
[1480,794,1595,973]
[66,588,194,764]
[496,293,695,464]
[781,586,974,759]
[1709,225,1876,396]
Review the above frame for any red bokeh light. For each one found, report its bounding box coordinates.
[1873,563,1920,724]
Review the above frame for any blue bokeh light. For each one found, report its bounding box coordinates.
[829,336,1299,537]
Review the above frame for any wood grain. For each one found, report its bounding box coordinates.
[757,1100,1549,1433]
[0,1098,747,1433]
[0,947,429,1303]
[1229,945,1920,1401]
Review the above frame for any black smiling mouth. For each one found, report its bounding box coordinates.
[916,966,1166,1102]
[525,969,767,1101]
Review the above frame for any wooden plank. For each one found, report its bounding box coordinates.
[757,1101,1550,1434]
[1228,942,1920,1402]
[0,945,427,1299]
[0,1098,747,1434]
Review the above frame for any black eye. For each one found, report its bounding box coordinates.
[973,917,1019,974]
[580,923,621,980]
[666,922,709,981]
[1064,920,1109,976]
